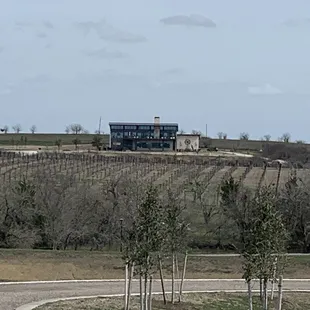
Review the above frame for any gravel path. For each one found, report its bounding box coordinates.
[1,279,309,310]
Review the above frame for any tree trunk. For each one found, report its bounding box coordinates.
[175,254,180,299]
[126,263,134,310]
[263,278,268,310]
[140,272,143,310]
[158,257,167,304]
[271,257,278,301]
[277,275,283,310]
[247,279,253,310]
[171,252,175,304]
[144,273,148,310]
[260,278,263,301]
[148,276,153,310]
[124,262,129,310]
[179,252,188,302]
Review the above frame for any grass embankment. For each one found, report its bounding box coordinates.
[0,249,309,281]
[0,134,109,147]
[35,293,310,310]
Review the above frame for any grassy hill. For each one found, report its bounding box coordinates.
[0,133,109,147]
[1,133,310,162]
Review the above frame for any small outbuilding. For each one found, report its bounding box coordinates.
[176,134,200,152]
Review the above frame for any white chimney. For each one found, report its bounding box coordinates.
[154,116,160,139]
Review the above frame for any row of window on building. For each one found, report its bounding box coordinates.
[111,131,176,139]
[110,125,178,131]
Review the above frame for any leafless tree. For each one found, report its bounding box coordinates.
[217,132,224,139]
[191,130,201,135]
[12,124,22,133]
[67,123,85,135]
[240,132,249,140]
[30,125,37,134]
[262,134,271,141]
[279,133,291,143]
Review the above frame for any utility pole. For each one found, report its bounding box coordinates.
[98,116,102,134]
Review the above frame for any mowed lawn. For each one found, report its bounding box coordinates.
[0,249,310,281]
[36,293,310,310]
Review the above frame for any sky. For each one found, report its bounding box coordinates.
[1,0,310,140]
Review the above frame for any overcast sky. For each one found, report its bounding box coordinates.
[1,0,310,140]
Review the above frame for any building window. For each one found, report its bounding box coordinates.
[164,126,178,131]
[139,125,151,130]
[110,125,123,130]
[111,131,124,138]
[124,125,136,130]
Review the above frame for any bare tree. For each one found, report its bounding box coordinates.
[279,133,291,143]
[240,132,249,140]
[30,125,37,134]
[280,174,310,253]
[191,130,201,135]
[65,126,70,134]
[68,123,84,135]
[263,134,271,141]
[12,124,22,133]
[217,132,224,139]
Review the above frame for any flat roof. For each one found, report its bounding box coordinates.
[109,122,178,126]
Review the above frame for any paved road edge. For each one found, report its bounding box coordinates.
[16,289,310,310]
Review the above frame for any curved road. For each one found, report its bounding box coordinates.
[1,279,310,310]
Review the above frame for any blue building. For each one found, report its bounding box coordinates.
[109,117,179,151]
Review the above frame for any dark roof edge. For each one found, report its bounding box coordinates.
[109,122,179,126]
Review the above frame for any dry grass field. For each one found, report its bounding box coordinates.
[0,249,310,281]
[36,293,310,310]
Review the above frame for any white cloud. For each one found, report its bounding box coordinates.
[75,20,147,43]
[160,14,216,28]
[248,83,283,95]
[42,21,54,29]
[84,48,128,59]
[0,88,12,95]
[283,18,310,27]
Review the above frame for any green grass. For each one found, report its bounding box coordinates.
[35,293,310,310]
[0,134,109,146]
